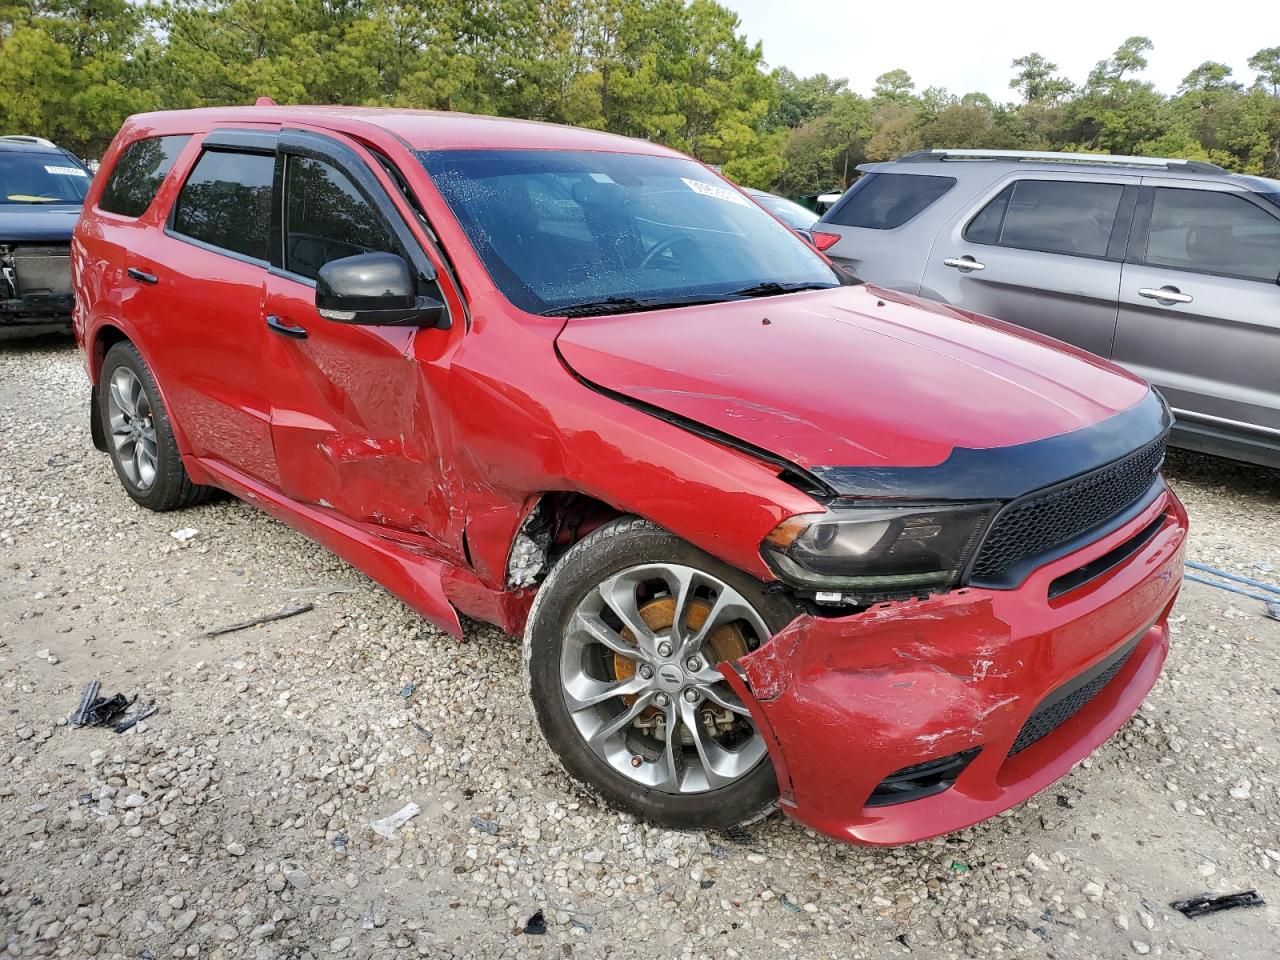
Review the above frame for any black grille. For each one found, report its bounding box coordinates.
[1007,643,1136,758]
[968,434,1166,584]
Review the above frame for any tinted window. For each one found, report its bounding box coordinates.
[171,150,273,260]
[823,173,956,230]
[418,149,838,315]
[967,180,1123,258]
[284,156,400,281]
[1144,188,1280,282]
[99,136,189,217]
[0,151,90,205]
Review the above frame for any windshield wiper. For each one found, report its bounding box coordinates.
[543,295,731,318]
[727,281,836,298]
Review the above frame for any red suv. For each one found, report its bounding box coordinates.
[73,106,1187,845]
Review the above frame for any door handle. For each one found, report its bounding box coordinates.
[126,267,158,285]
[1138,286,1193,305]
[265,314,308,339]
[942,256,985,272]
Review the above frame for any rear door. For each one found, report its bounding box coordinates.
[261,128,461,557]
[921,174,1139,356]
[1114,180,1280,448]
[125,129,282,486]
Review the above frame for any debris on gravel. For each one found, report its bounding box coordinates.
[1,337,1278,958]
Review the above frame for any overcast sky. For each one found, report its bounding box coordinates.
[722,0,1275,100]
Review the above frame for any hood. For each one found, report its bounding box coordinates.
[555,284,1151,473]
[0,204,81,243]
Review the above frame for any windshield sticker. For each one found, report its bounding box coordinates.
[680,178,749,207]
[44,165,88,177]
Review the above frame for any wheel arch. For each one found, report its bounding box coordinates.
[89,324,204,478]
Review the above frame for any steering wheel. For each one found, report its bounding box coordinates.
[640,233,697,270]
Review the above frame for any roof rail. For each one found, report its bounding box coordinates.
[0,134,58,149]
[896,148,1226,174]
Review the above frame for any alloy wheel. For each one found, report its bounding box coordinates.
[559,563,769,795]
[105,365,158,490]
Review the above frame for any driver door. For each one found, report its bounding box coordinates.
[260,129,459,558]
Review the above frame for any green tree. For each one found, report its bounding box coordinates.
[873,69,915,103]
[1010,52,1073,103]
[1247,46,1280,95]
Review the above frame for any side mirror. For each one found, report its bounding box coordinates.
[316,252,446,328]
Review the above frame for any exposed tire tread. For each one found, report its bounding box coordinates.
[99,341,213,512]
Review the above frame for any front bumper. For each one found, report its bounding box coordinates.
[725,485,1187,845]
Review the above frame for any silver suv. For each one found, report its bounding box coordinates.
[815,149,1280,469]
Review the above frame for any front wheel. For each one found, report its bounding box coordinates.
[524,517,797,831]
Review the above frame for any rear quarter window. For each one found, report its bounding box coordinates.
[171,149,274,261]
[822,173,956,230]
[98,135,191,217]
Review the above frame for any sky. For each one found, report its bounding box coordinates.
[721,0,1275,100]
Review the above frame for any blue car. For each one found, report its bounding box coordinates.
[1,136,92,333]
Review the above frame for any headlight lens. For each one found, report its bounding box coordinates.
[763,503,997,599]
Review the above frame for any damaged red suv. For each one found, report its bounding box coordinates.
[73,106,1187,845]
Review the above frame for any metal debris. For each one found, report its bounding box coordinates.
[470,816,500,835]
[113,702,157,733]
[70,680,131,727]
[1170,890,1264,919]
[199,603,315,638]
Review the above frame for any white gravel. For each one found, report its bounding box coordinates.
[1,335,1278,959]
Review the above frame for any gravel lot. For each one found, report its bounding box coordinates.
[2,335,1278,960]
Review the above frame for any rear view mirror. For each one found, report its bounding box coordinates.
[316,252,446,327]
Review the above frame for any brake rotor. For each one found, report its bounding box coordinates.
[613,596,749,708]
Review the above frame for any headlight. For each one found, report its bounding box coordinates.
[762,503,997,600]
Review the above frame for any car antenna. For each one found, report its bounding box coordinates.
[255,96,278,107]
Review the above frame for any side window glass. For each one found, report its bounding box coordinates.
[823,173,956,230]
[977,180,1123,258]
[963,185,1012,244]
[284,156,400,281]
[98,135,191,217]
[171,149,274,260]
[1144,188,1280,282]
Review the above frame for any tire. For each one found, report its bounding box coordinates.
[524,516,798,831]
[99,341,212,511]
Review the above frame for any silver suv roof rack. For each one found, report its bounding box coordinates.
[0,134,58,149]
[897,148,1225,174]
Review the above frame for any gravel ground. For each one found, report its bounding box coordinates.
[2,335,1278,960]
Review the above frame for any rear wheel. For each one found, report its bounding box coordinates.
[525,517,797,831]
[99,341,211,511]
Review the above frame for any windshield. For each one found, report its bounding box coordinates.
[0,152,90,204]
[417,149,839,315]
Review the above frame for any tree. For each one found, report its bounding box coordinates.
[1179,61,1240,94]
[1247,47,1280,95]
[1010,52,1073,103]
[873,69,915,103]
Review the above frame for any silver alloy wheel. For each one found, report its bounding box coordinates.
[559,563,769,795]
[106,365,158,490]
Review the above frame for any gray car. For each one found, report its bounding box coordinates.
[743,187,819,241]
[816,149,1280,468]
